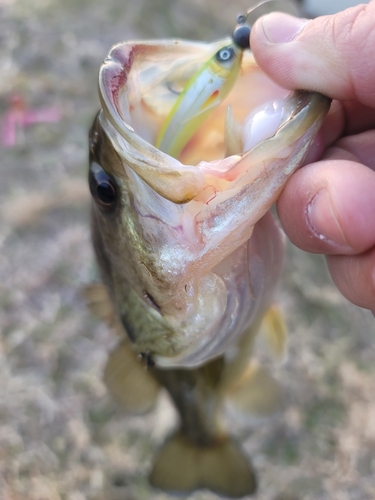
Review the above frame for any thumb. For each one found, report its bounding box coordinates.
[250,2,375,107]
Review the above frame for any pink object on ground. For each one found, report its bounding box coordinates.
[1,94,61,147]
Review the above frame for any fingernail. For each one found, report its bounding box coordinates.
[261,13,309,44]
[307,189,350,249]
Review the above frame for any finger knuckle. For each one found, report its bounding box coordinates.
[331,4,375,100]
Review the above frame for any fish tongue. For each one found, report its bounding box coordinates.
[224,98,293,157]
[241,99,291,152]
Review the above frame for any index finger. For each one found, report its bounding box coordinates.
[250,2,375,107]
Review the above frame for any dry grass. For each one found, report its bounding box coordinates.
[0,0,374,499]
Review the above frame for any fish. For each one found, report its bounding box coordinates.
[85,32,331,498]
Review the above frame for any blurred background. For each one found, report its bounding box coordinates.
[0,0,373,499]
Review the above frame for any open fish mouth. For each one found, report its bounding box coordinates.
[98,39,330,202]
[92,39,331,368]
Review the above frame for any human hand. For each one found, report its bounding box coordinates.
[250,1,375,311]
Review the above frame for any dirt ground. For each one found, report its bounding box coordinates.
[1,0,374,499]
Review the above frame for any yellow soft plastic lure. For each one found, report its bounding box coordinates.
[155,1,296,160]
[155,40,244,159]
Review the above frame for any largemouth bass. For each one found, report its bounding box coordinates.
[85,33,330,498]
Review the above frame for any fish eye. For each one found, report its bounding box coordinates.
[89,162,117,212]
[216,46,235,63]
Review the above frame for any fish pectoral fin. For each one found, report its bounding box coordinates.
[84,285,161,413]
[225,106,243,157]
[149,432,257,498]
[226,360,283,418]
[104,341,160,414]
[82,283,119,330]
[261,304,288,361]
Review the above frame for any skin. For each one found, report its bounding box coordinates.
[250,1,375,312]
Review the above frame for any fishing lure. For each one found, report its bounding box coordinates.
[155,0,295,159]
[155,21,252,159]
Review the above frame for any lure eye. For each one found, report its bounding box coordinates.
[89,162,117,212]
[216,46,236,63]
[232,25,251,50]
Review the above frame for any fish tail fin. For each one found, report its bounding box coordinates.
[104,341,160,414]
[149,432,257,498]
[226,359,283,418]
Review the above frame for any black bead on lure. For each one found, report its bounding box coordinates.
[233,0,299,49]
[232,13,252,50]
